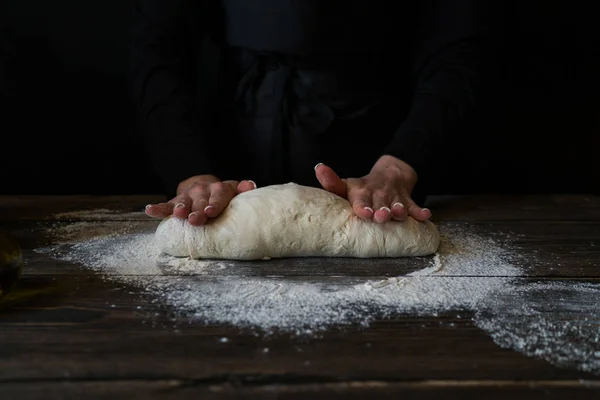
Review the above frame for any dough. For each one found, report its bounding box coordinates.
[155,183,440,260]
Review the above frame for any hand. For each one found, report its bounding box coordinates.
[315,155,432,223]
[145,175,257,226]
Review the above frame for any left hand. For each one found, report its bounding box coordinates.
[315,155,432,223]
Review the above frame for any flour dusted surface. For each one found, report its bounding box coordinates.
[34,210,600,375]
[38,220,518,333]
[155,183,440,260]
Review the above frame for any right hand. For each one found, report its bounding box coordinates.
[145,175,257,226]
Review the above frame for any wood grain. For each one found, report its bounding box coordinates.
[1,380,599,400]
[1,194,599,222]
[1,274,598,383]
[1,270,599,385]
[7,218,599,278]
[0,194,598,398]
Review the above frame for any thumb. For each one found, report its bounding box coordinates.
[315,163,347,198]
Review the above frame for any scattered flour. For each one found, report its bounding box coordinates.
[35,213,600,375]
[53,209,146,221]
[475,281,600,373]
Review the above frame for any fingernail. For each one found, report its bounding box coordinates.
[174,203,185,209]
[248,180,257,189]
[314,162,323,171]
[380,207,391,213]
[392,202,404,208]
[364,207,374,213]
[204,205,214,213]
[422,208,432,214]
[145,204,152,210]
[188,211,199,218]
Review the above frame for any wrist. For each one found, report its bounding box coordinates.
[372,155,418,184]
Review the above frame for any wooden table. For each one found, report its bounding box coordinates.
[0,194,599,399]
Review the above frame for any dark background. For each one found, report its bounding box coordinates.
[0,1,598,196]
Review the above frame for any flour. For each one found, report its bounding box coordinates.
[43,221,151,244]
[35,213,600,375]
[39,220,519,328]
[475,281,600,373]
[53,209,147,221]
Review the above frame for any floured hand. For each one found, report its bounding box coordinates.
[315,155,432,223]
[145,175,257,226]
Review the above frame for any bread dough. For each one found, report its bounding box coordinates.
[155,183,440,260]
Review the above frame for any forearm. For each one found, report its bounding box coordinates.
[384,0,482,177]
[130,0,215,197]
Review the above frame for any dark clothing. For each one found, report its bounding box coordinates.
[130,0,482,198]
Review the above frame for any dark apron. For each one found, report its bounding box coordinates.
[204,1,426,202]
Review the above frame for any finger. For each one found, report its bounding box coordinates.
[237,179,257,194]
[205,181,237,218]
[170,195,193,219]
[187,211,208,226]
[315,163,347,198]
[188,186,211,225]
[372,190,393,223]
[347,187,374,220]
[406,200,433,221]
[390,200,408,221]
[411,206,432,221]
[373,207,392,223]
[144,202,174,218]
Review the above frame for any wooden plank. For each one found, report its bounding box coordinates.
[1,194,599,395]
[429,194,600,222]
[6,218,598,278]
[0,195,164,222]
[0,274,598,382]
[14,247,600,278]
[1,194,599,222]
[1,380,600,400]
